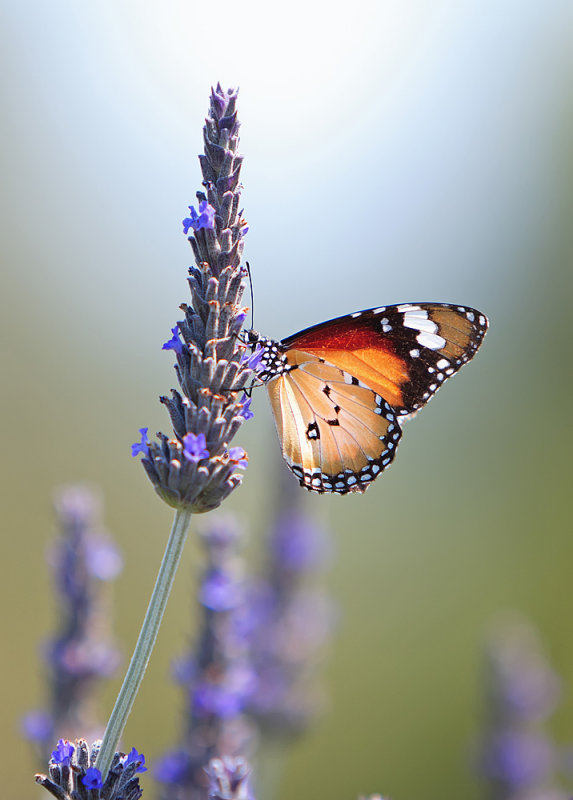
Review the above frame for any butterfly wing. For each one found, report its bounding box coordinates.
[281,303,488,418]
[266,349,402,494]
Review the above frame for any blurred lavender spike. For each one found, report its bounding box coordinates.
[135,84,255,513]
[22,485,122,759]
[155,517,257,799]
[35,738,145,800]
[246,465,335,739]
[477,616,569,800]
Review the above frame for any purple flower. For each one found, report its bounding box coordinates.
[183,432,209,462]
[182,200,216,234]
[131,427,150,458]
[124,746,148,773]
[243,346,263,372]
[228,447,248,469]
[82,767,103,790]
[238,394,254,421]
[162,325,184,355]
[51,739,74,765]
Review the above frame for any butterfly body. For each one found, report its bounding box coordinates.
[250,303,488,494]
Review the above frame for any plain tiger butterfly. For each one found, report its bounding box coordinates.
[247,303,488,494]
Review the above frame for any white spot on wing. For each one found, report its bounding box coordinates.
[436,358,450,369]
[417,332,447,350]
[397,304,421,312]
[403,310,438,334]
[409,348,420,358]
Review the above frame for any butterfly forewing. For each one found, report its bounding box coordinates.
[281,303,488,417]
[266,350,402,494]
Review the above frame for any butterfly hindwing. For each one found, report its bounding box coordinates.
[281,303,488,417]
[266,350,402,494]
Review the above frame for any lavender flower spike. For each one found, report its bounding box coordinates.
[36,739,144,800]
[476,616,569,799]
[139,84,254,514]
[22,485,122,760]
[95,86,255,783]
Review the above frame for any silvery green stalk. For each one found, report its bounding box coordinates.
[155,518,256,799]
[96,85,254,783]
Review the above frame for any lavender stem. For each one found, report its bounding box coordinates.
[95,507,193,780]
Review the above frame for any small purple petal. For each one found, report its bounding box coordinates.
[243,346,263,372]
[183,432,210,463]
[162,326,184,355]
[228,447,248,469]
[131,428,150,458]
[238,394,254,421]
[51,738,75,765]
[82,767,103,790]
[182,201,216,233]
[124,747,148,773]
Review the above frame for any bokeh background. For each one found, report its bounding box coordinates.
[2,1,573,798]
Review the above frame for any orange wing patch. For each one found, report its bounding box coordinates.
[291,347,409,408]
[266,350,402,494]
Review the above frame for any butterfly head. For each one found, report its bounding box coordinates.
[242,330,289,383]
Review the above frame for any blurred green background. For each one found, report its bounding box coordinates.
[2,1,573,798]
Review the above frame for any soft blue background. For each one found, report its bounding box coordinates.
[2,2,573,798]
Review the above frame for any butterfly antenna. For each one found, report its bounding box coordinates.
[246,261,255,330]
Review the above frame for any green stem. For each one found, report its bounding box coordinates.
[95,507,193,780]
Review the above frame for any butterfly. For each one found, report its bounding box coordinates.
[247,303,488,494]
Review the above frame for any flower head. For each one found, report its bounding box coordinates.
[137,85,257,513]
[36,739,145,800]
